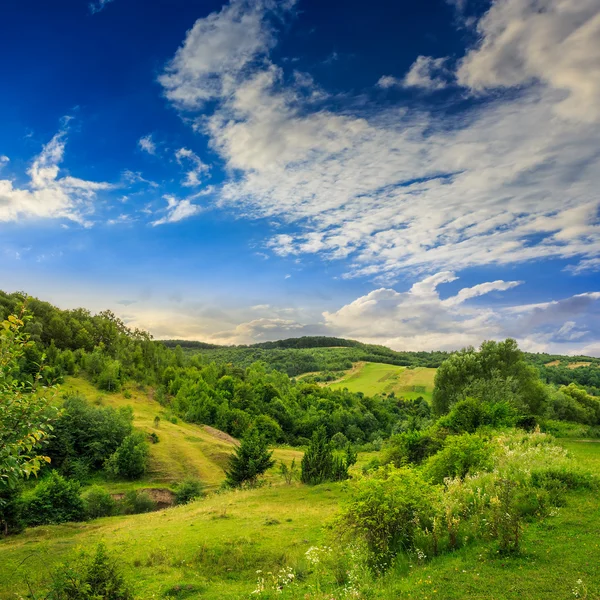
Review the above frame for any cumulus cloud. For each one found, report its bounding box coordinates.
[0,128,111,224]
[138,134,157,155]
[323,272,599,354]
[160,0,600,280]
[457,0,600,122]
[159,0,295,108]
[175,148,209,187]
[151,194,202,226]
[402,55,451,89]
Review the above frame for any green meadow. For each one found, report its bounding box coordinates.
[1,440,599,599]
[328,362,436,401]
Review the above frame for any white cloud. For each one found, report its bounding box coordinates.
[457,0,600,122]
[403,55,451,90]
[89,0,114,14]
[138,134,157,155]
[0,128,111,224]
[151,194,202,226]
[377,75,401,89]
[175,148,209,187]
[323,272,599,354]
[160,0,600,281]
[0,156,9,169]
[159,0,295,109]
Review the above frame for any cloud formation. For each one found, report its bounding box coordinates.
[0,128,111,224]
[175,148,209,187]
[151,194,202,226]
[161,0,600,280]
[138,134,157,155]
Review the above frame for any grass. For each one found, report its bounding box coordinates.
[60,377,303,493]
[328,362,436,401]
[1,440,599,599]
[0,484,343,599]
[1,440,599,598]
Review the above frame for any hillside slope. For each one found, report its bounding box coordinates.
[61,378,302,491]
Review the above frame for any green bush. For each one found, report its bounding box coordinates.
[46,543,134,599]
[174,479,204,505]
[438,397,517,433]
[382,429,443,466]
[119,490,156,515]
[0,487,24,535]
[105,433,149,480]
[422,433,493,484]
[337,466,440,568]
[22,471,85,526]
[82,486,116,519]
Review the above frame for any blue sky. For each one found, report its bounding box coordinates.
[1,0,599,354]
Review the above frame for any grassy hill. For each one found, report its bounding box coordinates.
[1,440,598,599]
[327,362,436,402]
[60,377,302,492]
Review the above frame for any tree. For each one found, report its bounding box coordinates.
[224,429,274,488]
[300,427,352,484]
[432,339,547,416]
[105,433,149,480]
[0,314,58,498]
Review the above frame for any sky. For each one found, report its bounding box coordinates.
[1,0,599,355]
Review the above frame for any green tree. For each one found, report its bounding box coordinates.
[432,339,547,416]
[300,427,344,485]
[105,433,149,480]
[0,314,58,497]
[224,429,275,488]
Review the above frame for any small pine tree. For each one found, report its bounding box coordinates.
[225,429,275,488]
[301,427,334,485]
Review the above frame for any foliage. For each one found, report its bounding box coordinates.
[0,314,57,494]
[224,429,275,488]
[438,397,517,433]
[279,458,299,484]
[432,339,547,417]
[22,471,85,526]
[119,490,156,515]
[82,486,117,519]
[0,486,24,535]
[422,433,494,484]
[174,478,204,505]
[338,466,440,568]
[382,429,443,467]
[105,433,149,480]
[300,427,352,485]
[46,394,133,472]
[46,543,134,599]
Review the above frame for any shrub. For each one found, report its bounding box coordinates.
[119,490,156,515]
[22,471,85,526]
[423,433,493,484]
[337,466,440,568]
[301,427,335,485]
[174,479,204,505]
[105,432,149,480]
[279,458,299,484]
[0,486,24,535]
[438,397,517,433]
[382,429,443,467]
[82,486,116,519]
[46,543,134,599]
[225,428,275,488]
[331,432,349,449]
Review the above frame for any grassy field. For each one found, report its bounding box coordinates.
[60,377,303,492]
[1,440,599,599]
[328,362,436,401]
